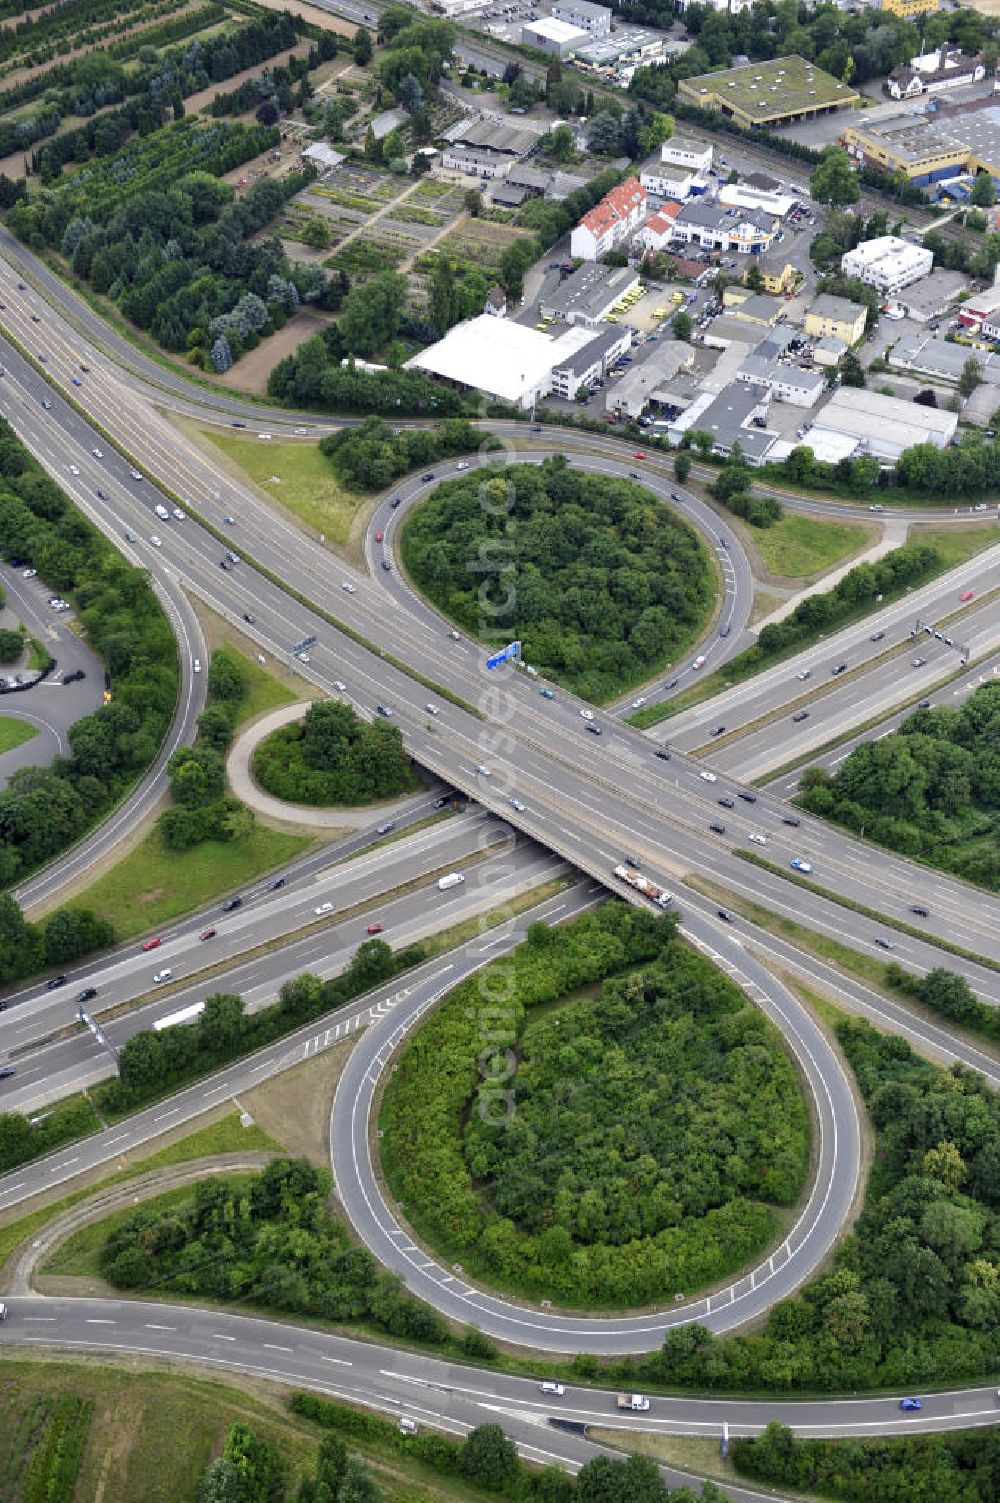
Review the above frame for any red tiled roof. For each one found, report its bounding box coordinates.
[578,175,646,238]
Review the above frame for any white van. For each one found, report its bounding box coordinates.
[692,654,706,669]
[154,504,169,520]
[0,1300,7,1321]
[153,968,173,984]
[438,872,465,891]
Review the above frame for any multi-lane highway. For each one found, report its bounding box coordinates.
[5,207,1000,1492]
[0,807,565,1112]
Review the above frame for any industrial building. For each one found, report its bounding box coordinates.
[678,55,859,128]
[957,283,1000,328]
[521,17,588,56]
[551,0,611,35]
[549,324,633,399]
[723,290,783,327]
[840,236,933,294]
[569,176,646,260]
[605,341,695,419]
[735,360,824,407]
[843,98,1000,189]
[801,387,958,463]
[888,332,1000,385]
[803,294,868,346]
[440,116,541,179]
[671,382,779,463]
[406,315,601,410]
[539,262,640,325]
[573,28,671,82]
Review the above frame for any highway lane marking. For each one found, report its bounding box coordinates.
[263,1343,294,1353]
[145,1324,175,1331]
[212,1334,237,1342]
[23,1316,56,1322]
[53,1158,78,1171]
[320,1356,352,1367]
[152,1110,179,1122]
[86,1318,115,1325]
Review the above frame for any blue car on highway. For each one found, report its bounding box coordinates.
[899,1398,922,1411]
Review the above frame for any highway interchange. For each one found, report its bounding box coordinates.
[1,222,1000,1491]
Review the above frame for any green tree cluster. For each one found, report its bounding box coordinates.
[102,1157,449,1346]
[798,681,1000,890]
[400,458,714,702]
[735,1419,1000,1503]
[9,121,328,368]
[643,1021,1000,1394]
[159,646,252,850]
[252,700,419,808]
[885,962,1000,1044]
[382,903,807,1307]
[291,1396,731,1503]
[320,417,494,492]
[268,330,474,417]
[749,542,941,664]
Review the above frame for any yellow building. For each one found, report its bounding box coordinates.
[746,256,796,295]
[881,0,938,17]
[804,294,867,347]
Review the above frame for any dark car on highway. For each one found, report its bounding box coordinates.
[75,987,97,1004]
[47,974,68,990]
[222,896,243,912]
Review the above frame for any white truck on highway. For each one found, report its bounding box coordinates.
[438,872,465,891]
[617,1393,650,1411]
[613,865,673,909]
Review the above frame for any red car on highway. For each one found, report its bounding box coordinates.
[367,923,384,935]
[141,936,162,952]
[961,589,975,601]
[633,450,646,459]
[199,927,217,941]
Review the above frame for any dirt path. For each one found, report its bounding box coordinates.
[331,177,424,260]
[400,209,468,273]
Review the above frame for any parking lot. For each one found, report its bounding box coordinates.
[0,568,105,786]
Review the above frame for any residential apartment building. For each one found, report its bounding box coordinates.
[804,294,867,345]
[570,176,647,260]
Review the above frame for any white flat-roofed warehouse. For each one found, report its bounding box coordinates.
[521,16,588,55]
[405,315,598,409]
[802,387,957,462]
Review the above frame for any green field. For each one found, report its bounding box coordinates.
[0,1362,497,1503]
[753,514,870,580]
[910,523,1000,567]
[71,824,310,941]
[221,642,298,729]
[0,715,37,755]
[200,430,366,544]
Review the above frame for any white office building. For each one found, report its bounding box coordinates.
[840,235,933,294]
[552,0,612,36]
[659,136,713,174]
